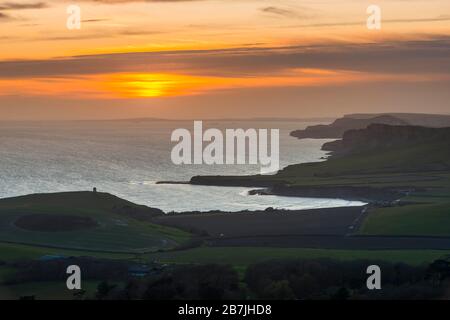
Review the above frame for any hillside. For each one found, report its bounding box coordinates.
[322,124,450,160]
[0,192,190,253]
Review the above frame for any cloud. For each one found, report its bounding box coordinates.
[0,2,48,10]
[0,37,449,79]
[0,1,48,21]
[260,6,308,20]
[81,18,110,23]
[74,0,205,3]
[286,15,450,29]
[25,28,164,41]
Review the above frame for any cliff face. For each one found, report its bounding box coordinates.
[322,124,450,155]
[290,115,409,139]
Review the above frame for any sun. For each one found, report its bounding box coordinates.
[103,73,219,98]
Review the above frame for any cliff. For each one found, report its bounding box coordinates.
[290,113,450,139]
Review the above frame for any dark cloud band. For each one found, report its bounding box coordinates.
[0,38,449,78]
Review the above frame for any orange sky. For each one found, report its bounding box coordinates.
[0,0,449,119]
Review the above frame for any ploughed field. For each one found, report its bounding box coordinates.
[154,207,363,238]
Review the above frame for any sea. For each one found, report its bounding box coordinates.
[0,119,365,212]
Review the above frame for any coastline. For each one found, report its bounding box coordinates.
[158,176,403,205]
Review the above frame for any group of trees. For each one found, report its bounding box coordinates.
[7,255,450,300]
[245,258,450,300]
[96,258,450,300]
[96,264,244,300]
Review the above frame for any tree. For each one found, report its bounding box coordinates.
[96,281,116,300]
[331,287,350,300]
[261,280,296,300]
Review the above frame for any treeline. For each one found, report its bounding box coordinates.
[6,256,450,300]
[96,264,244,300]
[245,258,446,300]
[96,258,450,300]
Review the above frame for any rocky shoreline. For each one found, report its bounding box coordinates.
[157,176,408,205]
[247,185,405,203]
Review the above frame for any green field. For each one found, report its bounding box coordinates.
[148,247,450,267]
[2,241,448,267]
[360,200,450,236]
[0,192,191,253]
[0,242,135,262]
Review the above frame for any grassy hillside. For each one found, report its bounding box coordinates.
[0,192,191,253]
[277,141,450,184]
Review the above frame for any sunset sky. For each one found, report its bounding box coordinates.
[0,0,449,120]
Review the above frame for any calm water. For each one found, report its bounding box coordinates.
[0,120,365,212]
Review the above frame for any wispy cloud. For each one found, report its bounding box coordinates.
[0,2,48,10]
[285,15,450,29]
[0,11,10,19]
[260,6,309,20]
[0,1,49,22]
[82,18,110,23]
[74,0,205,3]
